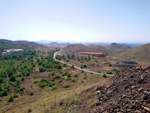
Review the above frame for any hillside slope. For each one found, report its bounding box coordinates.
[120,43,150,62]
[62,44,109,55]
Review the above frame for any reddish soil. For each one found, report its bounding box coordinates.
[86,67,150,112]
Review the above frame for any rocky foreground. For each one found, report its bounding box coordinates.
[89,67,150,113]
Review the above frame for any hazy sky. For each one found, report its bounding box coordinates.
[0,0,149,42]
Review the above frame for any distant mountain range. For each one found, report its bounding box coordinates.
[0,39,46,49]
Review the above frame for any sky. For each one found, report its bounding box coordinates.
[0,0,150,43]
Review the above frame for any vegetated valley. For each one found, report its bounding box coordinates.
[0,39,150,113]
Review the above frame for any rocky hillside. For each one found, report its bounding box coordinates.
[88,67,150,112]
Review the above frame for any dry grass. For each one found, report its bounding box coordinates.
[1,74,110,113]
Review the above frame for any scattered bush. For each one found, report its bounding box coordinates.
[83,64,87,68]
[64,85,70,88]
[49,82,55,87]
[40,79,48,83]
[67,73,71,77]
[33,76,37,79]
[2,89,8,96]
[84,77,87,79]
[72,80,76,83]
[109,64,112,67]
[15,87,25,93]
[111,69,119,72]
[7,96,14,102]
[71,65,74,69]
[51,87,58,91]
[9,75,16,81]
[98,71,101,73]
[34,81,39,84]
[82,81,84,83]
[39,84,46,89]
[66,77,72,81]
[103,74,107,78]
[58,79,63,83]
[29,92,34,96]
[57,65,62,69]
[21,77,25,81]
[107,71,112,74]
[74,75,78,78]
[51,72,55,76]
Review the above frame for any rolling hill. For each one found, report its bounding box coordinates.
[62,44,109,55]
[106,43,132,50]
[120,43,150,62]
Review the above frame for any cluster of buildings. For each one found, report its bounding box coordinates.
[1,49,24,55]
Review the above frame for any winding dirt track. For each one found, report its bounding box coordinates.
[53,51,114,76]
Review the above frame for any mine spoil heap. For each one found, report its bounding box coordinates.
[91,67,150,112]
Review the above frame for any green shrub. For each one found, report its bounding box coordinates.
[62,74,65,76]
[51,72,55,76]
[57,65,62,69]
[58,79,63,83]
[71,65,74,69]
[2,89,8,96]
[15,80,21,85]
[82,81,84,83]
[40,79,48,83]
[74,75,78,78]
[21,77,25,81]
[7,96,14,102]
[51,87,58,91]
[9,75,16,81]
[33,76,37,79]
[39,84,46,89]
[39,66,45,72]
[49,82,55,87]
[81,70,84,73]
[109,64,112,67]
[67,73,71,77]
[98,71,101,73]
[107,72,112,74]
[84,77,87,79]
[103,74,107,78]
[0,77,3,83]
[72,80,76,83]
[34,81,39,84]
[15,87,25,93]
[111,69,119,72]
[66,77,72,81]
[29,92,34,96]
[13,93,18,98]
[83,65,87,68]
[64,85,70,88]
[0,92,3,97]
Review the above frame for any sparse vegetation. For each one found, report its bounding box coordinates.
[51,87,58,91]
[107,71,112,74]
[39,84,46,89]
[7,96,14,102]
[103,74,107,78]
[64,85,70,88]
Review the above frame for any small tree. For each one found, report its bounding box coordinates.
[103,74,107,78]
[9,75,16,82]
[57,65,62,69]
[7,96,14,102]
